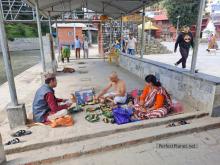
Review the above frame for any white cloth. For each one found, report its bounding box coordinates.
[83,41,89,49]
[104,92,127,104]
[47,109,68,121]
[127,37,137,49]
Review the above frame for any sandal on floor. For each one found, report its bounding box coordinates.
[85,114,100,123]
[166,122,176,127]
[5,138,20,145]
[178,120,189,125]
[11,130,32,137]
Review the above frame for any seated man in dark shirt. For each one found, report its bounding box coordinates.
[32,73,72,123]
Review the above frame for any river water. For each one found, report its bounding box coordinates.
[0,50,40,85]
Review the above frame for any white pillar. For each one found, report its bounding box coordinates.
[190,0,206,73]
[35,0,46,72]
[141,5,145,58]
[0,3,18,106]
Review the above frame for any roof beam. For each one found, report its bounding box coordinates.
[40,0,71,10]
[103,1,127,14]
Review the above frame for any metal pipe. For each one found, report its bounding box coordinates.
[35,0,46,72]
[55,19,61,62]
[190,0,206,73]
[48,12,52,34]
[120,14,123,51]
[141,5,145,58]
[148,21,151,45]
[176,15,180,39]
[0,3,18,106]
[4,19,102,23]
[109,20,112,48]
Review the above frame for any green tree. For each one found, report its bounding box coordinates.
[163,0,200,28]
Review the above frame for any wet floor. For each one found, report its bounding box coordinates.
[0,50,40,85]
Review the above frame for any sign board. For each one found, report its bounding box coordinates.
[122,14,143,22]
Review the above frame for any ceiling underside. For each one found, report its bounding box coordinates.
[23,0,160,18]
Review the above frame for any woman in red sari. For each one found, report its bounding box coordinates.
[134,74,172,120]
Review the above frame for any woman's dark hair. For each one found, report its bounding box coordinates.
[145,74,161,87]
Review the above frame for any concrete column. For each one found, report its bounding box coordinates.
[0,5,27,128]
[0,3,18,106]
[141,5,145,58]
[35,0,46,72]
[0,133,6,164]
[190,0,206,73]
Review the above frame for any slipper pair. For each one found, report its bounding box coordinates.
[5,138,20,146]
[85,114,100,122]
[11,130,32,137]
[167,120,189,127]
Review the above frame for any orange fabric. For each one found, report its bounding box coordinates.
[140,85,165,110]
[153,94,165,109]
[50,115,74,128]
[140,85,150,102]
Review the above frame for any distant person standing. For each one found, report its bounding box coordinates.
[174,26,194,68]
[126,33,137,55]
[120,36,126,53]
[75,36,81,59]
[83,37,89,58]
[207,33,218,52]
[61,45,70,63]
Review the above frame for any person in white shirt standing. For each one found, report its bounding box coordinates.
[75,36,81,59]
[126,33,137,55]
[83,37,89,58]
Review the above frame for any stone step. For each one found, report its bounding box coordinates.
[6,115,220,165]
[5,111,207,155]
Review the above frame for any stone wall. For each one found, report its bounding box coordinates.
[0,38,40,52]
[119,54,220,115]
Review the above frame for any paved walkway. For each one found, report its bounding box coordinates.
[143,41,220,78]
[54,128,220,165]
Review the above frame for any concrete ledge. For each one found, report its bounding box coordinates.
[5,111,208,155]
[6,103,27,129]
[0,134,6,164]
[119,54,220,116]
[6,116,220,165]
[120,53,220,85]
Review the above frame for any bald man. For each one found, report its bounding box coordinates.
[95,72,127,104]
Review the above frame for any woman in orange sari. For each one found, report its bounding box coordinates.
[134,74,172,120]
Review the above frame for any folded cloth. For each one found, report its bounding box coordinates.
[104,92,127,104]
[50,115,74,128]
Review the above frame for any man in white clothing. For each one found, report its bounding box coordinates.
[126,33,137,55]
